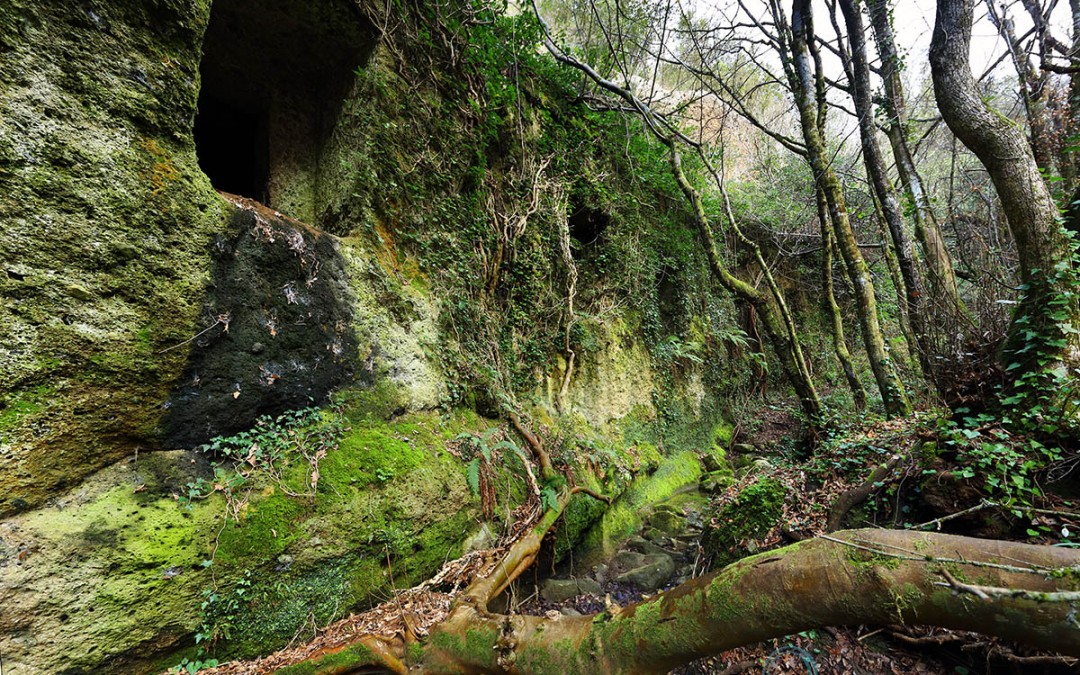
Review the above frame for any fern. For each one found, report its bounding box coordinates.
[466,457,481,496]
[492,439,524,461]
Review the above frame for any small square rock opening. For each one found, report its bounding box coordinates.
[194,0,376,223]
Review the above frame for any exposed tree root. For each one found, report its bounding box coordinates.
[506,410,556,482]
[826,450,907,531]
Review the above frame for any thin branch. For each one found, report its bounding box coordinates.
[939,567,1080,603]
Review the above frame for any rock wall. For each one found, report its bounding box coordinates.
[0,1,750,672]
[162,197,359,448]
[0,0,223,515]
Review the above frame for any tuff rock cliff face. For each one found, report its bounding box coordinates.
[0,1,744,671]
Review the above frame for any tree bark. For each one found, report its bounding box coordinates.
[864,0,967,369]
[868,186,919,373]
[816,185,867,409]
[931,0,1079,378]
[1069,0,1080,192]
[840,0,935,388]
[670,148,823,420]
[789,0,911,416]
[280,529,1080,674]
[985,0,1057,174]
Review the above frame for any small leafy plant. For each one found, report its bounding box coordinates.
[455,427,533,518]
[168,657,219,674]
[176,406,345,513]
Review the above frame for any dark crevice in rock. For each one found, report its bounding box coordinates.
[194,94,269,201]
[568,204,610,252]
[194,0,377,223]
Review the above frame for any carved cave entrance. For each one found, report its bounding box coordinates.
[194,0,376,223]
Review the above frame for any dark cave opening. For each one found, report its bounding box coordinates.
[568,205,610,258]
[194,0,376,220]
[194,94,268,201]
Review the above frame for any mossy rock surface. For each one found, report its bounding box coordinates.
[576,450,705,567]
[0,0,225,515]
[0,402,494,673]
[702,477,787,568]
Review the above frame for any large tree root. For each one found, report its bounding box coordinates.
[269,526,1080,674]
[826,451,906,531]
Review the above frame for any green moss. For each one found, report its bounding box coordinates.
[712,421,735,448]
[631,441,663,473]
[702,478,786,568]
[273,643,376,674]
[516,639,581,674]
[550,470,608,561]
[225,560,354,658]
[7,465,221,671]
[844,542,903,581]
[215,491,306,564]
[888,582,925,622]
[318,425,426,495]
[333,380,408,423]
[0,384,52,433]
[186,407,491,662]
[428,624,501,671]
[577,450,704,565]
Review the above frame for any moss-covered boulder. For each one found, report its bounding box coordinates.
[702,477,787,568]
[576,450,705,566]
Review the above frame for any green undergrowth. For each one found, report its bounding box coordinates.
[185,389,726,663]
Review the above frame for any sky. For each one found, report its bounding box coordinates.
[882,0,1074,88]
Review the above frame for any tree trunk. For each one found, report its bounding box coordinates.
[1068,0,1080,193]
[816,185,867,409]
[789,0,911,416]
[669,148,823,420]
[840,0,935,390]
[282,529,1080,674]
[869,186,919,373]
[865,0,968,322]
[931,0,1079,380]
[986,0,1056,174]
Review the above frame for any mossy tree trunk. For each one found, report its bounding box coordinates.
[839,0,935,388]
[1068,0,1080,194]
[815,185,867,409]
[788,0,911,416]
[868,186,919,374]
[930,0,1080,382]
[668,148,823,422]
[280,528,1080,674]
[866,0,967,318]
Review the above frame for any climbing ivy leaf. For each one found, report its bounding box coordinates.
[541,486,559,512]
